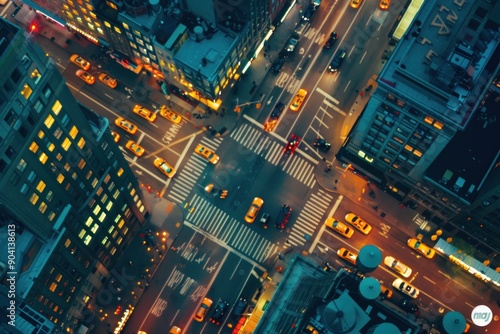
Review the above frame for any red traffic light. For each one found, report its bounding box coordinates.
[30,24,37,32]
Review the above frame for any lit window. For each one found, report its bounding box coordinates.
[38,130,45,139]
[93,204,101,215]
[130,188,136,196]
[57,173,65,184]
[99,212,106,222]
[39,153,48,164]
[404,144,413,152]
[36,180,46,192]
[61,138,71,151]
[85,217,93,227]
[433,121,443,130]
[69,125,78,139]
[84,235,92,245]
[78,229,86,238]
[77,137,85,149]
[413,150,423,157]
[106,201,113,211]
[49,283,57,292]
[48,211,56,221]
[91,224,99,233]
[91,177,98,188]
[17,159,27,172]
[46,191,54,202]
[56,153,62,161]
[122,22,129,30]
[21,84,33,99]
[29,141,39,153]
[30,69,42,83]
[133,30,141,37]
[78,159,86,169]
[30,193,39,205]
[113,189,120,199]
[47,143,55,152]
[86,170,92,180]
[101,193,108,203]
[44,114,55,129]
[117,168,124,177]
[424,116,434,124]
[52,100,62,114]
[104,21,111,28]
[114,26,121,34]
[39,202,48,214]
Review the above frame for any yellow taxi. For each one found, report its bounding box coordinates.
[345,212,372,235]
[98,73,117,88]
[407,238,435,259]
[325,217,354,238]
[114,117,138,135]
[133,104,157,122]
[169,326,181,334]
[76,70,95,85]
[111,131,120,143]
[289,88,307,111]
[159,105,182,124]
[379,0,390,10]
[194,297,213,322]
[244,197,263,223]
[125,140,145,157]
[350,0,363,9]
[70,54,91,71]
[337,247,357,265]
[194,144,219,164]
[154,158,176,178]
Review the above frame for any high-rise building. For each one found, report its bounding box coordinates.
[22,0,271,106]
[0,18,146,333]
[338,0,500,252]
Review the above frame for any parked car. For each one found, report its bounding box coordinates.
[323,32,338,49]
[400,299,420,316]
[392,278,419,299]
[272,56,287,73]
[285,33,300,53]
[328,48,347,72]
[384,256,412,278]
[70,54,91,70]
[194,297,213,322]
[98,73,117,88]
[260,213,270,229]
[325,218,354,238]
[275,205,292,230]
[76,70,95,85]
[407,238,435,259]
[302,4,317,21]
[232,298,247,316]
[344,213,372,235]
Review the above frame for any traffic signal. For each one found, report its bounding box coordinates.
[30,24,37,33]
[256,103,261,109]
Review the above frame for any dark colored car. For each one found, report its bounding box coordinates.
[209,300,229,326]
[400,299,420,316]
[232,298,247,316]
[276,205,292,229]
[323,32,338,49]
[264,102,285,132]
[260,213,270,228]
[285,134,301,154]
[313,138,331,152]
[285,33,300,53]
[272,56,287,73]
[328,48,347,72]
[302,4,317,21]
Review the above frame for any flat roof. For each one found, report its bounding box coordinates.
[379,0,499,129]
[174,30,235,82]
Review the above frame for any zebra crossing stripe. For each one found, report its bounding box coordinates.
[167,192,184,204]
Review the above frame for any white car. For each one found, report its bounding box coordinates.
[392,278,419,299]
[384,256,412,278]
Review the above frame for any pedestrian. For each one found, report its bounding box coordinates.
[129,260,133,266]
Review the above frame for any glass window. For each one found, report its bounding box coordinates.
[17,159,27,172]
[36,180,46,192]
[31,69,42,84]
[21,84,33,99]
[39,153,48,164]
[34,99,44,113]
[30,193,39,205]
[20,184,30,195]
[69,125,78,139]
[77,137,85,149]
[44,115,55,129]
[61,138,71,151]
[39,202,48,214]
[29,141,39,153]
[117,168,124,177]
[57,173,65,184]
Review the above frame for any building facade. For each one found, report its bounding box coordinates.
[0,18,146,333]
[338,0,500,252]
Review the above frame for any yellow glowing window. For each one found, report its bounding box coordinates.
[433,121,443,130]
[424,116,434,124]
[31,69,42,83]
[84,235,92,245]
[93,204,101,215]
[78,229,86,238]
[92,177,98,188]
[104,21,111,28]
[66,12,74,19]
[63,4,69,10]
[61,138,71,151]
[86,170,92,180]
[39,153,48,164]
[91,224,99,233]
[49,283,57,292]
[117,168,124,177]
[77,17,82,23]
[69,125,78,139]
[64,239,71,247]
[133,30,141,37]
[38,130,45,139]
[39,202,48,214]
[48,143,55,152]
[52,100,62,115]
[97,27,104,35]
[36,180,46,192]
[30,193,39,205]
[88,23,95,30]
[113,189,120,199]
[99,212,106,222]
[413,150,423,157]
[110,247,117,255]
[85,217,93,227]
[21,84,33,99]
[29,141,39,153]
[106,201,113,211]
[81,8,87,14]
[44,114,55,129]
[86,4,94,11]
[56,153,62,161]
[114,26,121,34]
[404,144,413,151]
[77,137,85,149]
[122,22,129,30]
[117,218,124,228]
[48,212,56,221]
[57,173,65,184]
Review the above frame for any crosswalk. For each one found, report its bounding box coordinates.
[167,136,223,203]
[185,194,279,264]
[230,123,317,188]
[284,189,333,248]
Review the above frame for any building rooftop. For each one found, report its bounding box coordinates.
[174,30,235,82]
[379,0,500,129]
[425,85,500,202]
